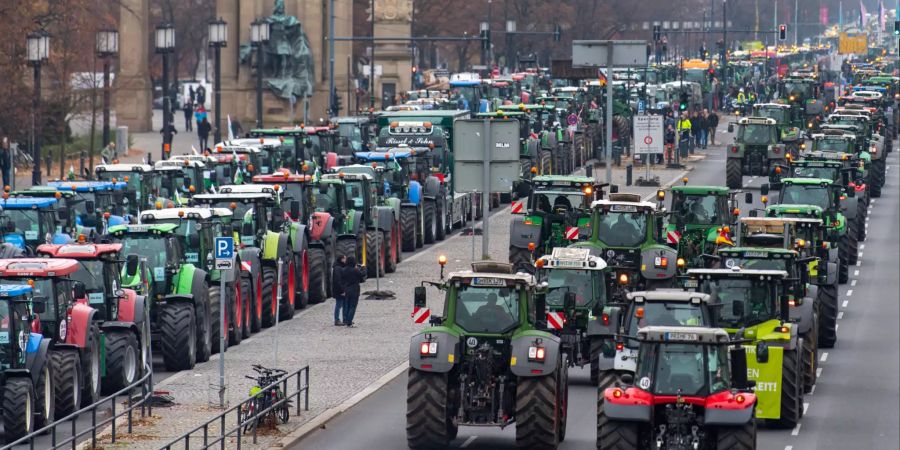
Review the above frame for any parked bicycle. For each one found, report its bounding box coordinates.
[240,365,290,432]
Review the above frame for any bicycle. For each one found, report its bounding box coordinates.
[240,365,290,433]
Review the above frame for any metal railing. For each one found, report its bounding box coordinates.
[161,365,310,450]
[2,363,154,450]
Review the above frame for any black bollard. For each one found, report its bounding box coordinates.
[626,164,633,186]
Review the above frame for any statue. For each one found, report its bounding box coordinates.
[240,0,316,101]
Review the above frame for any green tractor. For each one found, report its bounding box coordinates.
[407,261,568,449]
[108,223,212,371]
[508,175,599,272]
[726,117,787,189]
[752,103,803,155]
[685,268,805,428]
[664,183,739,270]
[94,163,157,215]
[777,77,825,130]
[571,193,677,303]
[534,247,610,385]
[152,159,209,205]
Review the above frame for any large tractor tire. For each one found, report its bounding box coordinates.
[775,345,803,428]
[160,302,197,371]
[515,374,561,449]
[385,223,399,273]
[307,247,328,304]
[509,246,533,274]
[558,357,569,442]
[802,324,818,393]
[817,283,838,348]
[3,378,35,440]
[192,275,212,364]
[335,238,358,261]
[423,200,436,244]
[400,207,417,252]
[838,260,849,284]
[406,369,456,449]
[844,225,859,265]
[435,200,447,241]
[209,285,227,354]
[238,275,252,339]
[725,158,743,189]
[50,350,82,417]
[103,331,139,395]
[715,421,756,450]
[364,229,385,277]
[857,203,868,242]
[279,257,296,321]
[589,339,603,386]
[246,270,262,334]
[34,361,54,429]
[81,326,102,406]
[597,395,639,450]
[228,280,243,346]
[261,266,278,328]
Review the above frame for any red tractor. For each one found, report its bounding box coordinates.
[37,242,151,394]
[0,258,104,416]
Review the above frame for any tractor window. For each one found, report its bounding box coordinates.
[671,194,725,225]
[158,171,191,201]
[724,257,789,272]
[792,166,838,181]
[121,236,168,282]
[737,124,774,145]
[530,191,585,215]
[779,185,830,209]
[596,211,647,247]
[4,210,41,239]
[0,301,11,367]
[344,182,365,209]
[637,342,727,395]
[814,139,852,152]
[756,108,787,123]
[156,220,203,264]
[1,279,57,320]
[544,269,593,307]
[700,278,776,328]
[626,303,706,347]
[314,185,338,212]
[453,285,519,333]
[71,260,108,307]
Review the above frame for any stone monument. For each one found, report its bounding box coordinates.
[372,0,412,108]
[115,0,153,132]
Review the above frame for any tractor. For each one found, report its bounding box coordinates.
[152,159,208,205]
[40,181,130,233]
[751,103,802,155]
[664,183,739,270]
[0,197,74,254]
[0,259,104,416]
[534,247,610,385]
[94,163,157,215]
[407,261,568,449]
[685,267,806,428]
[0,285,55,438]
[597,326,757,450]
[508,175,599,272]
[107,223,212,371]
[36,242,151,394]
[777,76,825,130]
[725,117,786,189]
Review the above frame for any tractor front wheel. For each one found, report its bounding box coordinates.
[364,230,384,277]
[34,361,54,429]
[81,326,102,406]
[597,394,639,450]
[50,349,82,417]
[307,248,328,304]
[715,421,756,450]
[400,207,417,252]
[726,158,743,189]
[209,285,227,354]
[2,378,35,440]
[239,273,253,338]
[435,200,447,241]
[229,280,244,346]
[103,331,139,394]
[423,200,436,244]
[515,373,561,449]
[775,345,803,428]
[817,283,838,348]
[261,266,278,328]
[386,223,399,273]
[159,302,197,371]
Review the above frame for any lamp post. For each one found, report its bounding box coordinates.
[506,20,516,72]
[209,18,227,144]
[27,30,49,186]
[155,23,175,160]
[96,29,118,169]
[480,21,490,65]
[251,19,270,128]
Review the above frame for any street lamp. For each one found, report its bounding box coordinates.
[155,23,175,160]
[208,18,227,144]
[250,19,270,128]
[27,30,49,186]
[96,29,118,169]
[479,21,490,65]
[506,20,516,72]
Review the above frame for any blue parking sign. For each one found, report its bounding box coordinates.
[214,237,234,270]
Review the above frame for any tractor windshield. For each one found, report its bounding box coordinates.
[313,184,339,212]
[453,285,519,333]
[756,108,787,123]
[596,210,648,247]
[779,185,830,209]
[1,279,57,320]
[737,124,775,145]
[531,191,586,214]
[792,166,839,181]
[158,171,192,201]
[544,269,594,307]
[71,260,108,305]
[671,194,727,225]
[337,124,364,151]
[2,210,43,240]
[155,220,204,265]
[700,278,776,328]
[814,139,853,152]
[781,82,812,99]
[97,171,143,196]
[120,236,169,282]
[344,181,367,209]
[723,257,789,272]
[637,342,729,395]
[625,303,706,348]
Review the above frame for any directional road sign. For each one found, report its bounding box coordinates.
[214,236,234,270]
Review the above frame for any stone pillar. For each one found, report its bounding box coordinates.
[116,0,152,132]
[373,0,412,109]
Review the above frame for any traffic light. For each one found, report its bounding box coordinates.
[779,24,787,41]
[679,92,688,111]
[653,25,661,42]
[480,28,491,50]
[894,20,900,36]
[334,94,343,115]
[553,24,562,42]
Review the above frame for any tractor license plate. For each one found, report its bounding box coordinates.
[471,277,506,287]
[665,332,699,341]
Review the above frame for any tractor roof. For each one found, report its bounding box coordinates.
[637,326,731,344]
[738,117,777,126]
[780,177,835,186]
[170,154,219,164]
[671,185,730,195]
[220,138,282,147]
[321,171,373,182]
[765,204,824,218]
[627,290,711,303]
[755,103,791,109]
[799,152,854,162]
[37,243,122,258]
[193,192,273,203]
[591,199,657,211]
[213,145,261,155]
[531,175,594,185]
[0,284,32,298]
[94,164,153,173]
[154,159,206,171]
[252,173,313,184]
[686,267,789,278]
[108,223,179,235]
[0,258,80,277]
[446,268,535,286]
[140,208,231,222]
[537,247,607,271]
[219,184,280,195]
[720,246,798,256]
[47,181,127,192]
[12,188,75,199]
[0,197,58,209]
[739,216,823,228]
[355,150,413,161]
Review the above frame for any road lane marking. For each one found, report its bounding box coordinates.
[810,385,816,395]
[856,260,862,267]
[786,446,794,450]
[859,244,865,250]
[820,352,828,362]
[851,280,857,287]
[854,270,860,276]
[838,312,844,320]
[817,367,823,378]
[803,402,809,415]
[846,289,853,297]
[792,423,802,436]
[461,436,478,448]
[858,252,864,258]
[842,300,849,308]
[836,323,840,330]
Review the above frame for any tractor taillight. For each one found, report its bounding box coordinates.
[601,313,610,326]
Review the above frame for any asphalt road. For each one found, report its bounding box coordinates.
[294,134,900,450]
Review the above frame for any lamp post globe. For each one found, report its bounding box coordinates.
[27,30,50,186]
[209,18,228,144]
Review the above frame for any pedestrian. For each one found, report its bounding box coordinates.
[159,119,177,148]
[341,256,366,327]
[194,106,207,128]
[707,109,719,146]
[696,110,708,150]
[0,136,10,187]
[100,141,116,164]
[198,117,212,151]
[182,98,194,131]
[332,255,347,326]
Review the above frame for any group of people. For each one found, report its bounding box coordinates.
[662,108,719,163]
[332,255,367,327]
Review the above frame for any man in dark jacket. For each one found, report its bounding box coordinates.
[332,255,346,326]
[341,256,366,327]
[706,109,719,146]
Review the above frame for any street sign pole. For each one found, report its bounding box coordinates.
[213,236,234,409]
[605,45,614,184]
[274,257,282,368]
[482,119,491,259]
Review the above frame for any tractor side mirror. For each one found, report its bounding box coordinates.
[760,183,770,195]
[72,281,86,300]
[731,300,745,318]
[290,201,301,219]
[727,123,734,133]
[563,291,577,322]
[619,373,634,386]
[755,341,769,363]
[241,222,254,237]
[271,207,286,229]
[85,200,96,213]
[57,207,70,222]
[126,254,140,277]
[534,293,547,329]
[744,192,753,204]
[31,297,47,315]
[729,347,750,388]
[413,286,426,308]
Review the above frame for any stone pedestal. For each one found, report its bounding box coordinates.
[116,0,152,132]
[374,22,412,108]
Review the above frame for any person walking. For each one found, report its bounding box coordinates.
[0,136,10,188]
[194,106,208,129]
[332,255,346,326]
[707,109,719,146]
[100,141,116,164]
[198,117,212,150]
[696,110,708,150]
[182,98,194,131]
[341,256,366,327]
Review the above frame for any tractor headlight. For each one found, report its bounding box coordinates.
[528,346,546,362]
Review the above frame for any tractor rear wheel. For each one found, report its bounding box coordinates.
[229,280,244,346]
[386,224,399,273]
[279,257,295,320]
[3,378,35,440]
[261,266,278,328]
[193,276,212,363]
[515,373,561,449]
[589,339,602,386]
[775,345,803,428]
[335,238,358,261]
[838,260,849,284]
[294,250,309,309]
[715,421,756,450]
[509,246,533,274]
[209,285,226,354]
[423,200,436,244]
[802,325,818,393]
[160,302,197,371]
[308,248,328,304]
[406,369,455,449]
[435,200,447,241]
[82,326,102,406]
[249,269,263,333]
[34,361,54,428]
[103,331,139,394]
[845,223,859,265]
[400,207,417,252]
[239,274,253,338]
[364,230,384,277]
[726,158,743,189]
[50,349,82,417]
[597,395,639,450]
[817,283,838,348]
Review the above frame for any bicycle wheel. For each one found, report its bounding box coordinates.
[278,391,290,423]
[241,403,256,433]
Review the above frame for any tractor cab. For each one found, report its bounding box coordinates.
[94,164,157,214]
[665,184,737,269]
[107,223,184,299]
[225,137,297,176]
[211,142,264,180]
[333,116,377,163]
[0,197,73,253]
[138,208,227,269]
[153,159,208,203]
[43,181,129,229]
[37,242,127,322]
[753,103,801,142]
[251,172,316,223]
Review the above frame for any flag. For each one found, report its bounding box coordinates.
[878,1,885,30]
[860,0,867,28]
[715,228,734,246]
[192,146,200,156]
[227,114,235,141]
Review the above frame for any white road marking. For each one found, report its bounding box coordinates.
[792,423,802,436]
[820,352,829,362]
[785,446,794,450]
[846,289,853,297]
[803,402,810,415]
[856,260,862,267]
[836,323,840,330]
[838,311,844,320]
[854,270,860,276]
[461,436,478,448]
[851,279,857,287]
[859,244,865,250]
[859,252,864,258]
[871,199,877,204]
[842,300,849,308]
[817,367,823,378]
[810,385,816,395]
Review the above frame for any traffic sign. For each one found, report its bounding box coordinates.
[637,100,646,114]
[632,115,664,155]
[214,237,234,270]
[567,113,578,126]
